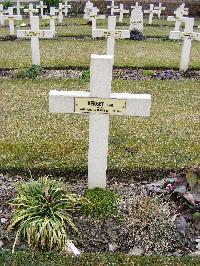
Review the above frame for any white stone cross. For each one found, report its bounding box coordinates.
[56,3,65,23]
[154,3,165,18]
[86,14,106,31]
[171,18,200,71]
[64,0,71,17]
[130,7,143,32]
[131,2,142,10]
[113,3,129,23]
[24,3,39,17]
[0,4,4,26]
[15,0,24,15]
[17,16,54,65]
[107,0,118,16]
[144,4,158,24]
[84,2,99,20]
[42,7,58,32]
[167,7,188,39]
[92,16,130,58]
[36,1,47,16]
[1,7,22,35]
[179,3,189,16]
[84,1,94,15]
[49,54,151,189]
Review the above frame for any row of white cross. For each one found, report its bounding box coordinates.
[84,1,165,24]
[1,3,199,71]
[0,1,71,21]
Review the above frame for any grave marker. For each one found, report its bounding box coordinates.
[1,7,22,35]
[170,18,200,71]
[64,0,71,17]
[0,4,4,26]
[24,4,39,16]
[90,14,106,30]
[42,7,58,32]
[167,7,188,39]
[17,16,54,65]
[92,16,130,57]
[15,0,24,15]
[113,3,129,23]
[154,3,165,18]
[130,6,143,32]
[131,2,142,10]
[56,3,65,23]
[144,4,158,24]
[36,1,47,16]
[49,54,151,188]
[107,0,118,16]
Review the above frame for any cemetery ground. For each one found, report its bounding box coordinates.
[0,15,200,264]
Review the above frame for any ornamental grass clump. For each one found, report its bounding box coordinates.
[9,176,85,253]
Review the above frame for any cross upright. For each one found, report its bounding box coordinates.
[107,1,118,16]
[36,1,47,16]
[1,7,22,35]
[167,7,187,39]
[49,54,151,189]
[0,4,5,26]
[17,16,54,65]
[119,3,129,23]
[130,6,143,32]
[92,16,130,57]
[154,3,165,18]
[131,2,142,10]
[179,3,189,16]
[42,7,58,32]
[24,3,39,16]
[144,4,158,24]
[171,17,200,71]
[15,0,24,15]
[56,3,65,23]
[64,0,71,17]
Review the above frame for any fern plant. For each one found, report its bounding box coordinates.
[9,176,85,253]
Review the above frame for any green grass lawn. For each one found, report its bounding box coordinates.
[1,250,200,266]
[0,23,174,38]
[0,78,199,176]
[1,15,199,38]
[0,38,200,69]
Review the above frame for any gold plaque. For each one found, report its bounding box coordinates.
[103,31,121,38]
[25,31,44,37]
[74,97,126,115]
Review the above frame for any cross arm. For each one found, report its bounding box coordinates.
[167,16,176,22]
[24,9,39,13]
[17,29,54,38]
[49,90,151,117]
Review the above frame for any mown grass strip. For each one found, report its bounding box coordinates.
[0,250,200,266]
[0,39,200,69]
[0,78,199,176]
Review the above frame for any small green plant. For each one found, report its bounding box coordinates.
[81,69,90,81]
[81,188,121,220]
[9,176,86,253]
[13,68,27,79]
[143,69,154,77]
[25,64,43,80]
